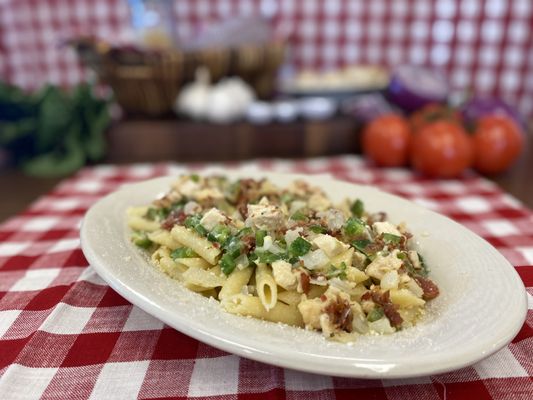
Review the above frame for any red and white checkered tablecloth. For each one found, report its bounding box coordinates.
[0,155,532,399]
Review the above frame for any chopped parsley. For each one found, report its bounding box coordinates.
[326,262,347,279]
[207,224,231,245]
[255,230,267,247]
[289,237,312,257]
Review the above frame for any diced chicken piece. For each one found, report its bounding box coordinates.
[246,202,284,231]
[365,251,403,280]
[373,221,402,237]
[308,193,331,211]
[272,260,297,290]
[313,234,350,258]
[200,208,227,231]
[299,249,329,270]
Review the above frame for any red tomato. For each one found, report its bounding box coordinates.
[362,114,411,167]
[410,103,462,133]
[472,115,524,174]
[411,121,473,178]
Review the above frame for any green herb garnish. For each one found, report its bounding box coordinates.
[350,198,364,218]
[290,210,307,221]
[289,237,312,257]
[344,217,365,236]
[255,230,267,247]
[220,253,237,275]
[207,224,231,245]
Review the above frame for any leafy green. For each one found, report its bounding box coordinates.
[343,217,365,236]
[170,247,198,259]
[350,199,364,218]
[207,224,231,245]
[289,237,312,257]
[184,215,208,236]
[252,250,282,264]
[0,82,111,177]
[255,230,267,247]
[220,253,237,275]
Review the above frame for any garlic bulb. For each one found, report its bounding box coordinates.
[175,67,211,119]
[205,77,255,123]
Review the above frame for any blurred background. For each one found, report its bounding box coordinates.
[0,0,532,184]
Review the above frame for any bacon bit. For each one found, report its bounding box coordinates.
[212,242,220,249]
[361,291,372,301]
[241,235,256,254]
[413,276,440,300]
[300,272,310,294]
[371,290,403,328]
[320,294,327,302]
[324,298,353,332]
[161,210,186,230]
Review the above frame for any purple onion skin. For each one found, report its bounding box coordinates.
[388,74,448,112]
[461,97,525,130]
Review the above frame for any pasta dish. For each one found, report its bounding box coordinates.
[127,175,439,340]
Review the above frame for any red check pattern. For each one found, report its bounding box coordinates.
[1,0,533,117]
[0,155,532,399]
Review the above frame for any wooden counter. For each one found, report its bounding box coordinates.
[1,117,531,223]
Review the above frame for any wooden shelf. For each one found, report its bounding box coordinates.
[105,116,361,163]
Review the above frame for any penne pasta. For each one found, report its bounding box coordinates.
[221,294,303,327]
[130,174,440,340]
[171,225,221,265]
[219,267,254,300]
[255,263,277,311]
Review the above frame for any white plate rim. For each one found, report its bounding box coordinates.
[80,172,528,379]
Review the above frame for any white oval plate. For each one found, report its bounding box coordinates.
[80,172,527,379]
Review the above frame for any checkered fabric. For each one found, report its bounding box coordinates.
[0,155,532,399]
[1,0,532,117]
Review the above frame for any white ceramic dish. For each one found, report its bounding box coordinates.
[80,172,527,379]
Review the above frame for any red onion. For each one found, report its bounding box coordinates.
[388,65,449,112]
[461,97,524,129]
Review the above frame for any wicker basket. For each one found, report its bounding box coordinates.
[73,39,286,116]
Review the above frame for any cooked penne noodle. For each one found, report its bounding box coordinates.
[255,263,277,311]
[130,174,440,340]
[176,257,211,270]
[221,294,303,327]
[171,225,221,265]
[148,230,182,250]
[219,267,254,300]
